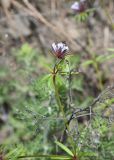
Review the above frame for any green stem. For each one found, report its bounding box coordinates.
[52,59,67,122]
[52,59,77,153]
[93,61,103,90]
[53,74,65,117]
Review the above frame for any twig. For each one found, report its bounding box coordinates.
[61,85,114,143]
[12,0,91,53]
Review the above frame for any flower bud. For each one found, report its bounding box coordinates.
[52,42,69,59]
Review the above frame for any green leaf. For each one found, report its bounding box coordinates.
[41,74,52,82]
[55,141,74,157]
[106,54,114,60]
[18,154,71,159]
[79,151,97,157]
[5,146,26,160]
[96,54,114,62]
[96,55,105,62]
[86,8,96,13]
[81,60,93,66]
[107,48,114,52]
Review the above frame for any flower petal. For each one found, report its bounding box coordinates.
[57,42,64,50]
[71,2,80,10]
[61,46,69,53]
[52,43,57,52]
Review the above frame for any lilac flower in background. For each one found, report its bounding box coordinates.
[52,42,69,59]
[71,2,80,11]
[71,0,86,13]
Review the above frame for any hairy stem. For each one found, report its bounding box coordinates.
[52,59,66,120]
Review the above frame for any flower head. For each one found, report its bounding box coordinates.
[52,42,69,59]
[71,0,86,13]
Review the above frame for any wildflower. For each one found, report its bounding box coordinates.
[52,42,69,59]
[71,0,86,13]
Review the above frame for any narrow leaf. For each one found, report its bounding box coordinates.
[55,141,73,157]
[107,48,114,52]
[18,154,71,159]
[82,60,93,66]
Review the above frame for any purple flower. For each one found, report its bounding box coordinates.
[52,42,69,59]
[71,0,86,13]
